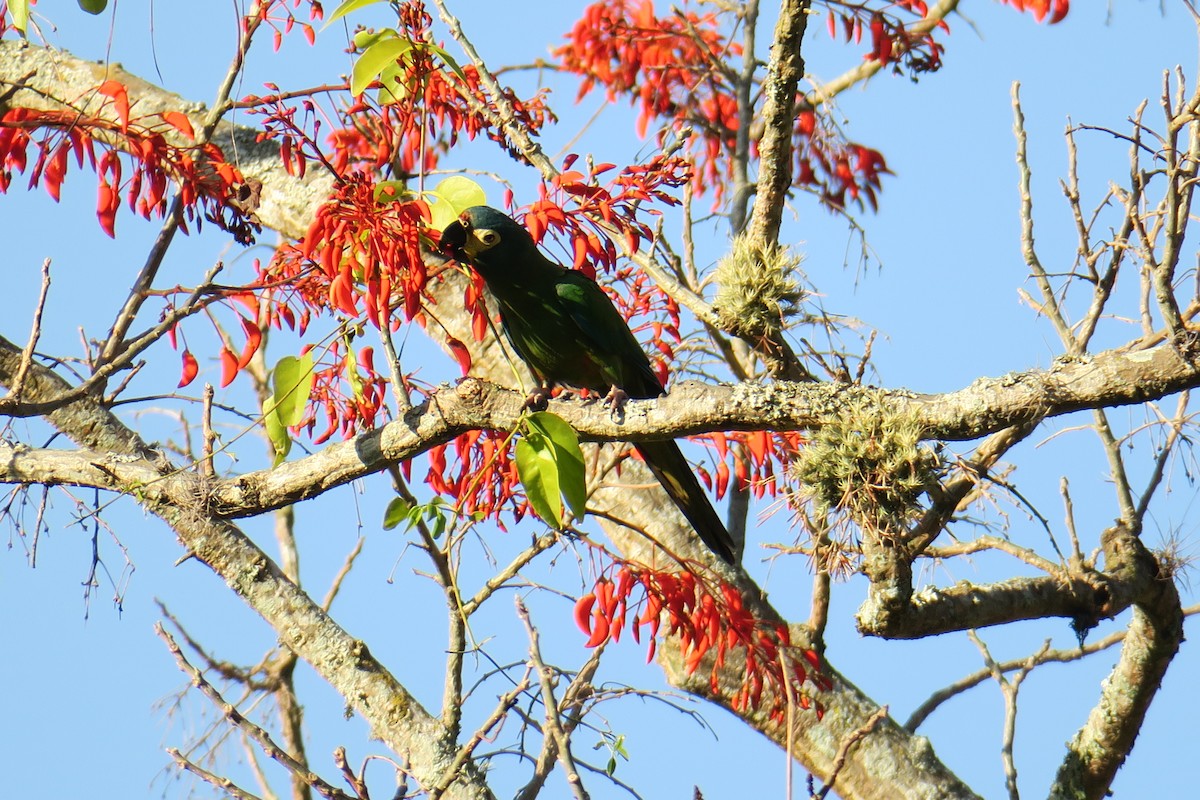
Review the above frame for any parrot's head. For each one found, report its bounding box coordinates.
[439,206,529,272]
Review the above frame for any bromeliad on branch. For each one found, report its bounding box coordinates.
[440,205,738,564]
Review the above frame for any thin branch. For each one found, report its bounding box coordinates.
[429,669,532,800]
[515,596,590,800]
[906,618,1151,733]
[811,706,889,800]
[921,534,1063,576]
[1013,83,1076,350]
[168,747,266,800]
[156,623,353,800]
[4,257,51,403]
[320,536,366,612]
[334,747,370,800]
[461,532,559,616]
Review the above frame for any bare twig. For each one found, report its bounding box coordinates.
[1013,83,1076,350]
[320,536,366,612]
[167,747,267,800]
[811,706,889,800]
[906,626,1127,732]
[156,623,352,800]
[334,746,370,800]
[515,596,590,800]
[5,257,51,403]
[429,669,532,800]
[201,383,216,479]
[968,631,1051,800]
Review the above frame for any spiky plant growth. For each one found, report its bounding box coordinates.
[713,234,804,340]
[791,395,942,537]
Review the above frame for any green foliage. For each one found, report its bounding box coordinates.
[324,0,384,27]
[342,20,465,105]
[515,412,587,529]
[383,496,454,538]
[425,176,486,231]
[352,34,414,102]
[10,0,28,33]
[594,732,630,776]
[791,395,941,534]
[264,353,316,465]
[713,234,804,340]
[77,0,107,14]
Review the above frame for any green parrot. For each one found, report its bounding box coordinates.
[440,205,738,564]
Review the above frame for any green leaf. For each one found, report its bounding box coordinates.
[263,394,292,466]
[78,0,107,13]
[612,734,629,759]
[376,59,411,106]
[516,436,563,528]
[430,509,447,539]
[352,35,413,97]
[515,412,587,528]
[324,0,384,28]
[525,412,587,519]
[344,349,364,400]
[374,180,414,204]
[272,353,316,426]
[262,353,315,466]
[437,175,486,212]
[426,176,487,231]
[353,27,397,50]
[10,0,28,33]
[382,497,413,530]
[424,43,467,81]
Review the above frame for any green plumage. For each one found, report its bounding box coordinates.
[441,206,737,564]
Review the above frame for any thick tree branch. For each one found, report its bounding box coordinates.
[749,0,809,246]
[5,334,1200,521]
[159,510,494,800]
[1048,529,1184,800]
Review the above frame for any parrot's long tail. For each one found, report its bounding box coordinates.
[634,440,738,564]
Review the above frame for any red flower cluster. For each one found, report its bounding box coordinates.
[795,110,892,211]
[998,0,1069,23]
[822,4,946,75]
[255,0,323,52]
[302,341,391,444]
[0,82,252,240]
[692,430,808,501]
[555,0,739,139]
[520,153,691,277]
[575,566,830,718]
[555,1,895,211]
[272,174,431,324]
[425,429,525,525]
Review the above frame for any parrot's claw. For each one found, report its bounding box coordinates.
[524,386,552,411]
[603,386,629,416]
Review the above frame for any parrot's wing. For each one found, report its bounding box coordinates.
[554,272,663,397]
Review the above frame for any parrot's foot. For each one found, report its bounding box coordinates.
[524,386,552,411]
[603,386,629,415]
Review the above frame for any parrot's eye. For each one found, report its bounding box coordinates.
[478,230,499,246]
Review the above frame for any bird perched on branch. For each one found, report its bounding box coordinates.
[440,205,737,564]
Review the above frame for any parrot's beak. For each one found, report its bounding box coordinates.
[439,218,469,261]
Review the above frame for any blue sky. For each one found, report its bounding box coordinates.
[2,1,1198,798]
